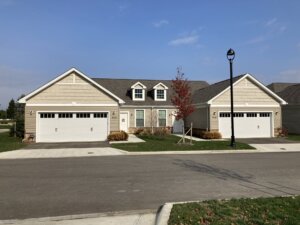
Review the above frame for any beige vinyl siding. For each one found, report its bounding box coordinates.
[209,106,281,134]
[213,77,280,105]
[121,107,174,130]
[282,105,300,134]
[185,107,209,130]
[25,106,119,135]
[27,72,116,104]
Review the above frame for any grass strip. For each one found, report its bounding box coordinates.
[112,135,254,152]
[168,196,300,225]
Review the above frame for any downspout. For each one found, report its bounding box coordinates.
[151,106,154,134]
[206,105,209,131]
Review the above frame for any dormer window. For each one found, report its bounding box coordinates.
[131,82,146,101]
[134,89,143,99]
[153,82,168,101]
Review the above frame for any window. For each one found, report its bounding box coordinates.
[247,113,257,117]
[158,110,167,127]
[220,112,231,117]
[58,113,73,118]
[260,113,271,117]
[40,113,55,118]
[156,90,165,100]
[135,110,144,127]
[134,89,143,99]
[76,113,90,118]
[233,113,244,117]
[94,113,108,118]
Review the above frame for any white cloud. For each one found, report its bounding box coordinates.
[245,36,266,45]
[153,20,169,28]
[168,35,199,46]
[265,18,277,26]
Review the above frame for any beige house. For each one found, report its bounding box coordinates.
[187,74,287,138]
[268,83,300,134]
[19,68,286,142]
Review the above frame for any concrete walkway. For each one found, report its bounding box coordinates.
[0,211,156,225]
[109,134,145,144]
[0,147,126,159]
[0,129,9,133]
[251,143,300,151]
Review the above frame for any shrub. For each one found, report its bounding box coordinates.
[153,127,169,137]
[276,127,288,137]
[9,118,24,138]
[107,131,129,141]
[200,131,222,139]
[135,128,152,136]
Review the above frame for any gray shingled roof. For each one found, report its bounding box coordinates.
[192,74,245,103]
[92,78,209,105]
[275,84,300,104]
[267,83,298,93]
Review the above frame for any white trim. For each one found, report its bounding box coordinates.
[35,110,110,143]
[207,74,288,105]
[210,104,280,108]
[121,105,175,108]
[154,89,167,101]
[18,68,125,104]
[131,82,147,89]
[27,103,118,107]
[217,110,274,137]
[153,82,169,89]
[134,109,145,127]
[120,111,130,132]
[132,88,145,101]
[157,109,167,127]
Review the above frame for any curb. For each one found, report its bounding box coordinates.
[155,203,173,225]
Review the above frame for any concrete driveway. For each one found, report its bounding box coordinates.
[236,137,299,144]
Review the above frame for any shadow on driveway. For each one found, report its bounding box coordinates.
[22,141,110,149]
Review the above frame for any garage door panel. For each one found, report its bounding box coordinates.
[219,112,272,138]
[38,112,108,142]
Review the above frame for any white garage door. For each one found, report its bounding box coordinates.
[219,112,272,138]
[37,112,108,142]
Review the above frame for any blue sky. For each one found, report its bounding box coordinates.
[1,0,300,109]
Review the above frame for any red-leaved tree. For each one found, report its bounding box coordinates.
[171,67,195,125]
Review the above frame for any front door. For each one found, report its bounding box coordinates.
[120,112,129,132]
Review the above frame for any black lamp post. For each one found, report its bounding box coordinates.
[227,48,236,147]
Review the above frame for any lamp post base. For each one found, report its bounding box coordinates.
[230,136,236,148]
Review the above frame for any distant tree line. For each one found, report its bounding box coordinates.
[0,95,25,138]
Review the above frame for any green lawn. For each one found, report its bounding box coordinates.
[287,134,300,141]
[112,135,254,152]
[168,196,300,225]
[0,132,26,153]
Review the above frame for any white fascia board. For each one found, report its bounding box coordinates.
[207,73,288,105]
[121,105,175,108]
[131,82,147,89]
[26,103,119,107]
[18,68,125,104]
[243,73,288,105]
[153,82,169,89]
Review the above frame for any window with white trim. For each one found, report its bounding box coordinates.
[156,90,165,100]
[94,113,108,118]
[158,110,167,127]
[58,113,73,118]
[136,110,144,127]
[131,82,146,101]
[40,113,55,118]
[153,83,168,101]
[134,89,143,99]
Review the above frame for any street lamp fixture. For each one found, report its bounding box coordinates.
[227,48,236,147]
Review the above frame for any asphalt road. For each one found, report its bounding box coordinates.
[0,152,300,220]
